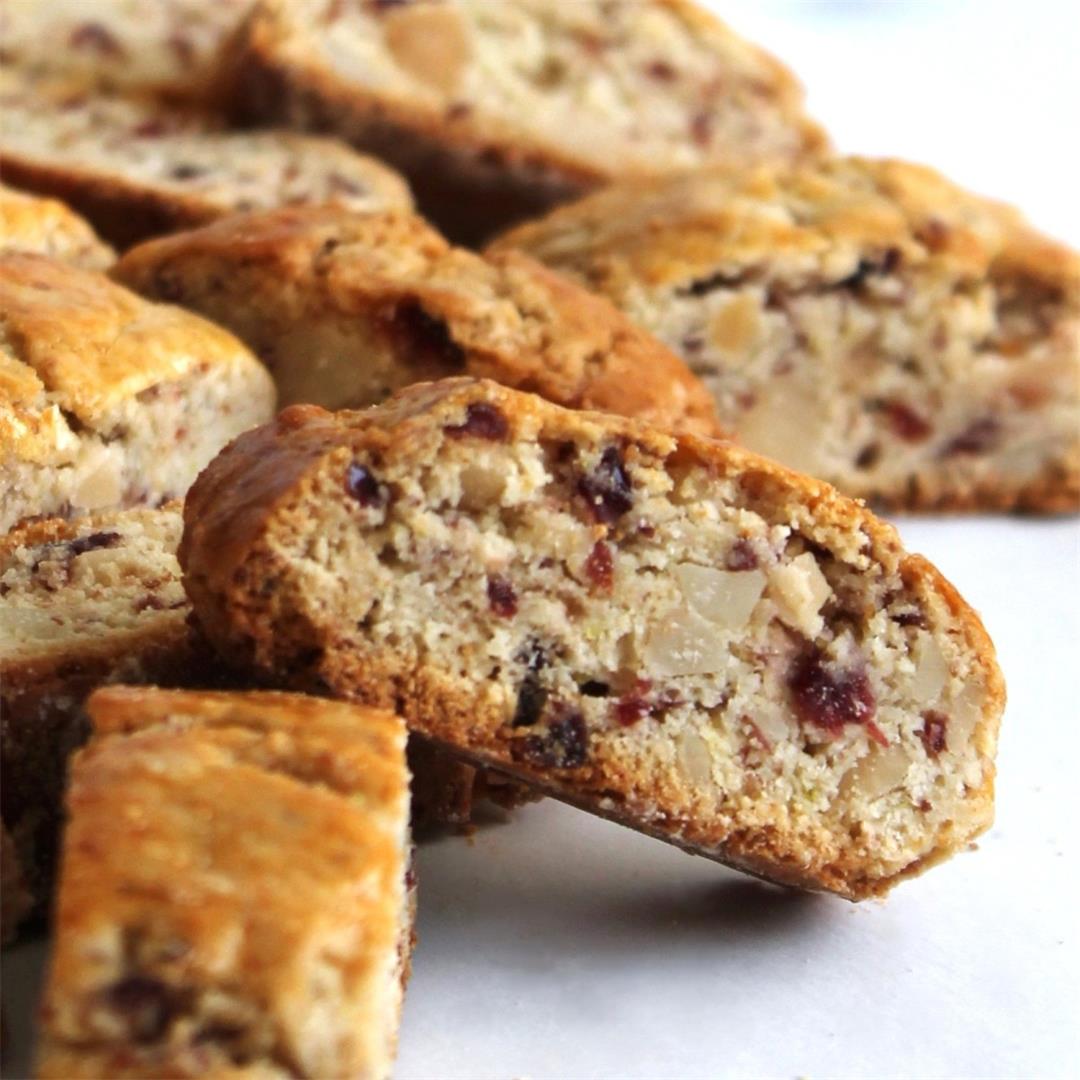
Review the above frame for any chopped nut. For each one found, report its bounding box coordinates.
[768,553,831,637]
[384,3,471,95]
[643,607,726,677]
[911,631,948,704]
[674,563,765,630]
[843,744,910,802]
[677,729,712,787]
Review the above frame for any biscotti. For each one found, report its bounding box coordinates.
[0,68,413,248]
[0,253,275,531]
[222,0,826,241]
[0,503,205,939]
[0,184,114,270]
[36,686,411,1080]
[493,157,1080,512]
[181,378,1004,899]
[0,0,251,104]
[114,205,721,435]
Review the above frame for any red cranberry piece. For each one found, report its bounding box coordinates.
[513,709,588,768]
[919,711,948,757]
[788,649,877,737]
[725,538,759,571]
[445,402,509,441]
[487,575,518,618]
[104,975,180,1043]
[941,418,999,457]
[390,302,466,371]
[690,111,713,146]
[577,446,633,524]
[67,531,121,557]
[614,693,650,727]
[646,59,676,80]
[345,463,383,507]
[512,673,548,727]
[584,541,614,592]
[884,401,932,443]
[892,609,927,628]
[70,22,123,55]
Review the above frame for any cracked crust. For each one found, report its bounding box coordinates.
[221,0,826,242]
[0,253,275,530]
[0,184,114,270]
[0,68,413,249]
[37,687,410,1080]
[181,377,1004,899]
[115,205,722,436]
[493,157,1080,513]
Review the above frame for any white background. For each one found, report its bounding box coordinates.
[3,4,1078,1079]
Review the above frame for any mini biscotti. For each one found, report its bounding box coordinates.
[36,686,411,1080]
[221,0,826,241]
[181,378,1005,899]
[115,205,721,435]
[0,253,275,531]
[0,184,114,270]
[0,503,205,938]
[493,157,1080,512]
[0,68,413,248]
[0,0,252,104]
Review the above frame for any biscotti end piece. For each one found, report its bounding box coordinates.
[0,253,275,531]
[37,686,410,1080]
[114,204,722,436]
[493,157,1080,513]
[223,0,826,241]
[181,377,1004,899]
[0,0,252,104]
[0,183,115,270]
[0,68,413,248]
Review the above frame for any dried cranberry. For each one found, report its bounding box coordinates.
[345,463,384,507]
[725,538,759,571]
[584,541,614,592]
[919,711,948,757]
[577,446,633,524]
[883,401,932,443]
[646,60,676,80]
[513,710,588,768]
[614,693,650,727]
[941,418,999,457]
[70,22,123,55]
[487,576,518,618]
[788,649,877,738]
[445,402,509,441]
[891,609,927,628]
[916,219,950,252]
[104,976,180,1043]
[512,674,548,728]
[389,302,465,371]
[169,163,205,180]
[67,531,121,557]
[690,111,713,146]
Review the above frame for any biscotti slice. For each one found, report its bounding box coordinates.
[0,69,412,248]
[181,378,1004,899]
[222,0,826,242]
[0,503,206,939]
[493,157,1080,512]
[0,183,115,270]
[0,0,251,104]
[0,253,275,531]
[36,686,410,1080]
[114,205,721,435]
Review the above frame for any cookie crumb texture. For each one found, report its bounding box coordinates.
[37,687,410,1080]
[0,68,413,248]
[182,379,1004,899]
[0,253,275,532]
[0,183,115,270]
[225,0,825,240]
[494,157,1080,512]
[115,205,721,436]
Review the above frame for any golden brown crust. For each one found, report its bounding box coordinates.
[115,205,722,436]
[222,0,826,243]
[181,378,1004,899]
[0,184,114,270]
[37,686,410,1079]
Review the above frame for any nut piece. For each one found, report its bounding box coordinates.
[911,630,948,705]
[768,553,831,637]
[643,607,726,677]
[842,744,911,802]
[675,563,766,630]
[384,4,471,96]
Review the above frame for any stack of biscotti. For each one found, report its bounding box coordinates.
[493,157,1080,513]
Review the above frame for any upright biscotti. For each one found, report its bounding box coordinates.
[37,687,411,1080]
[493,157,1080,512]
[0,504,204,939]
[0,0,252,103]
[0,253,275,531]
[181,378,1004,899]
[115,205,721,435]
[0,69,413,248]
[0,184,114,270]
[222,0,826,241]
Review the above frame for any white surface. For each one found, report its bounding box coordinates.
[3,4,1079,1079]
